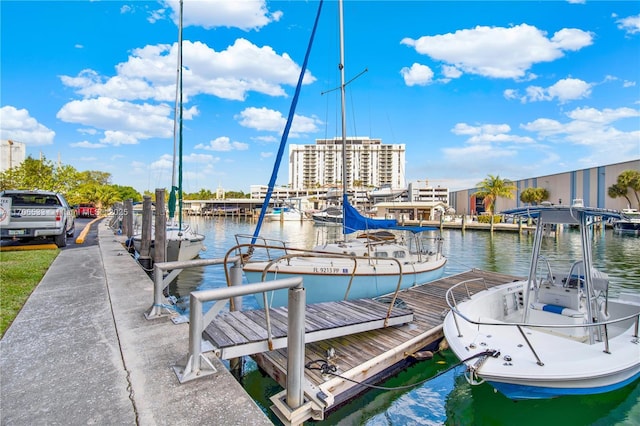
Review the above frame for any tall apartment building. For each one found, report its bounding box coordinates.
[289,137,406,190]
[0,139,26,172]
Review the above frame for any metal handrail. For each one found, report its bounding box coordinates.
[224,243,405,327]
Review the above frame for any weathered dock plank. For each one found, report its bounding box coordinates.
[203,298,415,360]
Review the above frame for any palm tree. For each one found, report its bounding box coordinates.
[617,170,640,209]
[475,174,517,215]
[608,182,632,208]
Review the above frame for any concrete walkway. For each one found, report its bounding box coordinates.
[1,220,273,425]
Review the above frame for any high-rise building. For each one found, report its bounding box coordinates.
[0,140,26,172]
[288,137,405,190]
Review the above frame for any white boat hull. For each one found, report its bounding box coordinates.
[264,212,307,222]
[443,281,640,400]
[244,255,446,307]
[131,224,205,262]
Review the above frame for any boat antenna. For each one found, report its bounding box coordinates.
[248,0,325,251]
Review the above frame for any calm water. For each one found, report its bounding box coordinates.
[168,217,640,425]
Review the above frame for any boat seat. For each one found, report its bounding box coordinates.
[529,302,583,318]
[562,260,610,293]
[537,284,581,311]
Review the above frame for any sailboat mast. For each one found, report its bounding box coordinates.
[338,0,347,236]
[178,0,184,230]
[169,0,183,222]
[178,0,183,228]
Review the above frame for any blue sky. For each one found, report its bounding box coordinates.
[1,0,639,194]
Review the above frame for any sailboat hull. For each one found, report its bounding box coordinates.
[132,225,205,262]
[244,256,446,308]
[166,236,206,261]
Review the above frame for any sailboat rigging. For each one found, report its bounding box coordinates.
[132,0,205,262]
[237,0,447,308]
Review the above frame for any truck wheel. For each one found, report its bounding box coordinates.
[67,223,75,238]
[54,232,67,248]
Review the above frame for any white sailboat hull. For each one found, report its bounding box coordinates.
[243,235,446,307]
[132,224,205,262]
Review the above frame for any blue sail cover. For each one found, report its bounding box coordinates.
[343,194,397,233]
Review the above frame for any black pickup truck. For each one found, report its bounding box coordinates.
[0,190,75,247]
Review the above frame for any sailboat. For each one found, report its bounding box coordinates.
[237,0,447,308]
[132,0,205,262]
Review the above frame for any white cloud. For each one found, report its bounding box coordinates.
[150,154,173,170]
[506,78,592,103]
[70,141,108,149]
[61,39,314,103]
[547,78,592,102]
[401,24,593,79]
[195,136,249,151]
[235,107,321,137]
[522,106,640,164]
[161,0,280,31]
[442,65,462,80]
[0,106,55,145]
[451,123,533,144]
[616,14,640,35]
[400,63,434,86]
[56,97,183,145]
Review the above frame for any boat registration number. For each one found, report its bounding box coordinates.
[313,267,344,274]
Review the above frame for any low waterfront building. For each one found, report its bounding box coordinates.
[369,201,449,222]
[449,159,640,214]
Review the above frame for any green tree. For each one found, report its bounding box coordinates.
[475,174,516,214]
[95,185,120,211]
[185,188,214,200]
[617,169,640,209]
[608,183,632,207]
[520,187,549,205]
[113,185,142,203]
[16,156,56,190]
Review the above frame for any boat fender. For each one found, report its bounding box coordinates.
[407,350,434,361]
[599,300,610,320]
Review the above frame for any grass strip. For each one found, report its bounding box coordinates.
[0,249,59,337]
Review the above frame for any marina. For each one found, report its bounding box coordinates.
[162,216,639,425]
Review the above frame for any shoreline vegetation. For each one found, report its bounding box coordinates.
[0,249,59,337]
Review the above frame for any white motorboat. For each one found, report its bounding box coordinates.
[612,208,640,236]
[368,184,406,201]
[310,206,342,225]
[443,204,640,400]
[264,205,308,222]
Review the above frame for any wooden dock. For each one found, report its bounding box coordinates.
[204,269,522,423]
[203,299,414,360]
